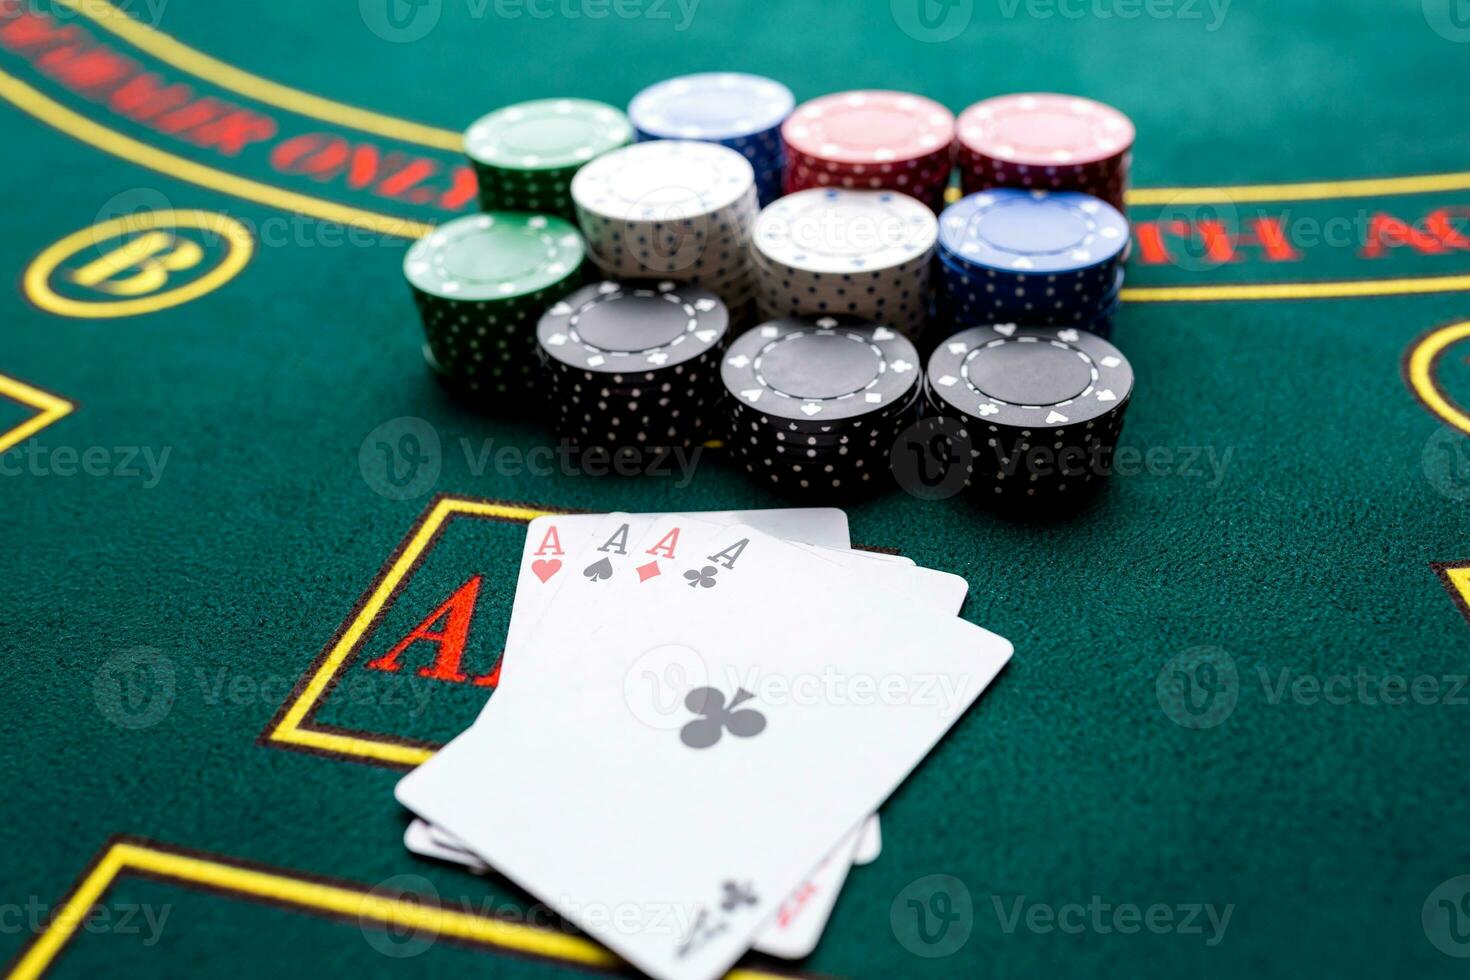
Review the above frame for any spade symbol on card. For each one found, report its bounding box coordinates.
[583,557,614,582]
[680,688,766,749]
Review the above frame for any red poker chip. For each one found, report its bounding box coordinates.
[956,93,1134,168]
[783,90,955,166]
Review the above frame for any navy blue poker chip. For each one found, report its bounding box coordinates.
[938,189,1129,275]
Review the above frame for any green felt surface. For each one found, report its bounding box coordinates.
[3,0,1470,978]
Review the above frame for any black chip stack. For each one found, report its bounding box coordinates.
[536,281,729,455]
[721,315,923,496]
[922,323,1134,505]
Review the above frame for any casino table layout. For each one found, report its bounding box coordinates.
[3,0,1470,977]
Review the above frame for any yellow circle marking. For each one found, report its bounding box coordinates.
[1406,320,1470,436]
[24,209,253,318]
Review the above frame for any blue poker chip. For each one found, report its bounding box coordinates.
[939,189,1129,275]
[629,73,795,143]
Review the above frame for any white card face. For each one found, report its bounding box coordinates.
[493,509,848,690]
[398,524,1011,980]
[404,820,487,872]
[853,816,882,865]
[753,824,863,959]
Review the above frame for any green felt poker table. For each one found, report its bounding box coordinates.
[4,0,1470,977]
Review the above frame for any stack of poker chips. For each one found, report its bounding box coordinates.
[922,323,1134,505]
[781,91,955,212]
[405,213,586,399]
[721,315,923,496]
[954,93,1135,214]
[570,141,759,321]
[934,189,1129,340]
[627,73,794,207]
[536,280,729,454]
[465,99,633,220]
[751,189,936,339]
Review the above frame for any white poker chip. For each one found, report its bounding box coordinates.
[571,141,756,223]
[753,188,937,275]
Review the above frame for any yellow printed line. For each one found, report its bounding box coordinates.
[55,0,463,151]
[1406,320,1470,436]
[8,839,786,980]
[54,0,1470,206]
[1121,274,1470,303]
[265,499,552,767]
[0,68,432,240]
[0,374,74,453]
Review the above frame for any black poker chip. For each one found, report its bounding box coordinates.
[721,316,921,424]
[925,323,1132,429]
[921,323,1134,504]
[537,281,729,375]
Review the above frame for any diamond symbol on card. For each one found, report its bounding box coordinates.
[1046,410,1069,424]
[637,561,661,582]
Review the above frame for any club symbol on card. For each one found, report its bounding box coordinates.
[583,557,614,582]
[680,687,766,749]
[720,880,758,911]
[683,566,718,589]
[531,559,562,583]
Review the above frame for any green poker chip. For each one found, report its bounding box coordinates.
[403,212,585,302]
[465,99,632,172]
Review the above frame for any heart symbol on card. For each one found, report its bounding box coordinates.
[583,557,614,582]
[531,559,562,583]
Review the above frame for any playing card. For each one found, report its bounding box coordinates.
[397,523,1012,980]
[404,819,488,872]
[494,509,848,689]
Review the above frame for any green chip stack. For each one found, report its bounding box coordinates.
[404,212,586,400]
[465,99,633,220]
